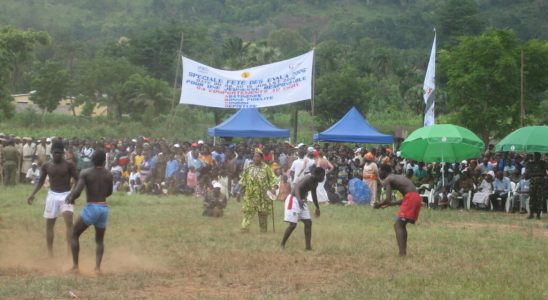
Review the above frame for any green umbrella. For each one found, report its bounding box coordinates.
[495,125,548,153]
[400,124,484,163]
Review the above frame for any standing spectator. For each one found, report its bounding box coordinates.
[35,139,48,166]
[514,173,530,214]
[80,140,94,170]
[525,152,547,219]
[289,148,308,189]
[2,139,20,185]
[362,152,379,207]
[21,137,33,182]
[238,151,277,233]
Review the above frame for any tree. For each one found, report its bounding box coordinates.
[121,73,171,121]
[314,66,367,130]
[521,39,548,122]
[440,29,520,144]
[222,37,250,69]
[437,0,484,47]
[74,56,145,120]
[267,29,309,58]
[30,60,70,116]
[0,27,49,119]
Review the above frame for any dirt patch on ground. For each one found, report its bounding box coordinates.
[137,250,372,299]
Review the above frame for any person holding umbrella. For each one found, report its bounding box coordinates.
[525,152,547,219]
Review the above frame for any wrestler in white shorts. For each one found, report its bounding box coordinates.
[43,190,74,219]
[284,194,311,223]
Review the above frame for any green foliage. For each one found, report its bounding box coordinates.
[440,29,521,142]
[436,0,484,47]
[30,60,70,113]
[121,73,171,120]
[315,66,367,129]
[0,26,50,118]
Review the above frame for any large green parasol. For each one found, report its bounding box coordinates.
[495,125,548,153]
[400,124,484,163]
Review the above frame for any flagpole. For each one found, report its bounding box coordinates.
[311,33,317,118]
[423,29,436,127]
[520,49,525,126]
[168,32,184,128]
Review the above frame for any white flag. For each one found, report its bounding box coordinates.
[423,31,436,127]
[180,50,314,108]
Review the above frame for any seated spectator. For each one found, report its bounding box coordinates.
[472,171,495,209]
[449,170,475,209]
[514,173,530,214]
[203,182,227,217]
[489,170,512,211]
[186,166,198,194]
[25,162,40,185]
[414,162,428,183]
[436,186,451,209]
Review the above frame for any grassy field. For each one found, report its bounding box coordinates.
[1,185,547,299]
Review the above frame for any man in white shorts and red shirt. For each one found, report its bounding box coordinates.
[27,140,79,257]
[281,167,325,250]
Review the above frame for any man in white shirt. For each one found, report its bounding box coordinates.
[289,148,309,189]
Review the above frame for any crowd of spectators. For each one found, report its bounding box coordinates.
[1,132,547,216]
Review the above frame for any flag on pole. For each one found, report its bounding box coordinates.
[423,31,436,127]
[180,50,314,108]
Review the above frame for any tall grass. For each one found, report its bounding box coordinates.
[1,185,546,299]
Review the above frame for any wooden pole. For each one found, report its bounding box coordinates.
[311,33,317,118]
[168,32,184,128]
[520,49,525,127]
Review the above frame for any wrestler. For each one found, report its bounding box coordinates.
[27,140,78,257]
[281,167,325,250]
[374,164,421,257]
[65,149,113,273]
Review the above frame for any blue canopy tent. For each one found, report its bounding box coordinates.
[313,107,394,144]
[208,108,290,138]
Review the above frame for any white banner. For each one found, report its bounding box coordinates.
[179,50,314,108]
[423,31,436,127]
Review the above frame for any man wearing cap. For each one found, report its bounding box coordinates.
[21,137,33,182]
[26,162,41,185]
[289,147,308,190]
[27,140,79,257]
[2,139,20,186]
[14,137,23,183]
[35,139,48,166]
